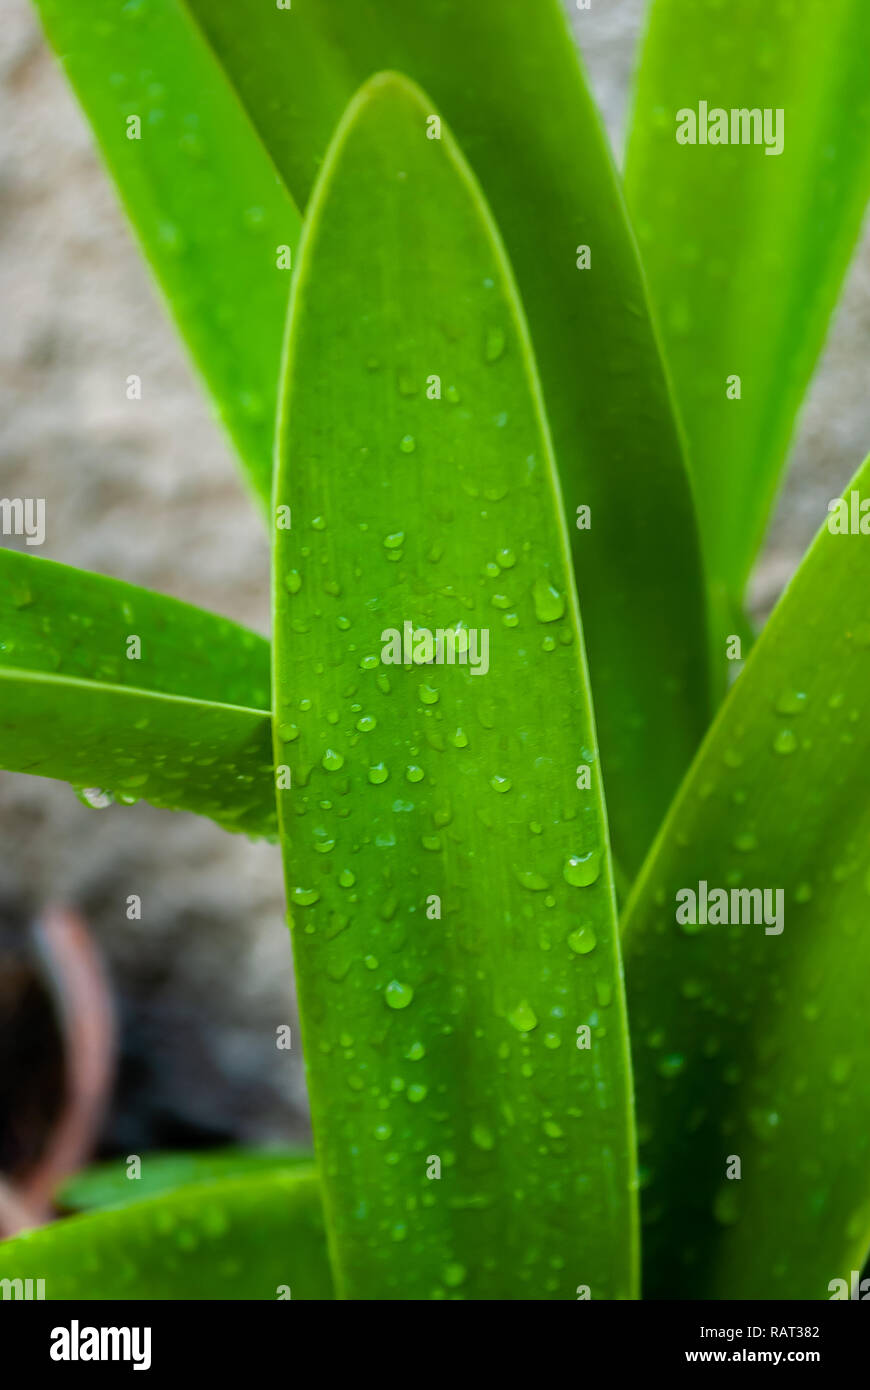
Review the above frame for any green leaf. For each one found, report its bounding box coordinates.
[31,0,302,505]
[625,0,870,636]
[0,550,275,835]
[0,551,270,703]
[0,1166,332,1299]
[182,0,710,875]
[58,1148,312,1213]
[273,73,637,1302]
[0,674,274,834]
[622,455,870,1298]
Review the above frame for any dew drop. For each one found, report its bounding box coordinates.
[657,1053,685,1078]
[290,886,320,907]
[564,851,601,887]
[384,979,414,1010]
[681,978,704,1000]
[484,326,506,362]
[748,1107,780,1140]
[158,221,185,253]
[507,1000,538,1033]
[772,728,797,755]
[567,924,597,955]
[515,868,550,891]
[200,1205,229,1238]
[532,577,565,623]
[11,585,34,609]
[775,690,807,715]
[471,1123,495,1151]
[732,831,758,852]
[75,787,114,810]
[712,1185,740,1226]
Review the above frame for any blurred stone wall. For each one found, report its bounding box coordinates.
[0,0,868,1154]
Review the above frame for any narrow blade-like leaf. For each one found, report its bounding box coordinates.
[58,1148,311,1214]
[0,551,274,835]
[31,0,302,504]
[183,0,710,875]
[626,0,870,638]
[0,551,270,704]
[273,73,636,1301]
[0,1167,332,1300]
[623,456,870,1298]
[0,671,274,835]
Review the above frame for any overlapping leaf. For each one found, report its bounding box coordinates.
[58,1148,311,1213]
[626,0,870,651]
[623,456,870,1298]
[169,0,708,873]
[0,551,274,835]
[273,73,636,1301]
[32,0,302,503]
[0,1166,332,1299]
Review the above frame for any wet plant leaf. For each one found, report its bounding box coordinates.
[0,551,270,705]
[0,672,274,835]
[0,551,274,835]
[626,0,870,653]
[58,1148,311,1213]
[31,0,302,504]
[623,455,870,1298]
[183,0,710,876]
[0,1166,332,1299]
[273,73,637,1302]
